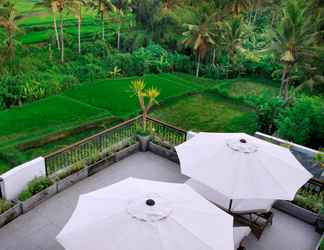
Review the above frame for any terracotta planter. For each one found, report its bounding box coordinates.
[20,184,57,214]
[136,135,152,152]
[0,202,21,228]
[56,167,89,192]
[115,143,139,161]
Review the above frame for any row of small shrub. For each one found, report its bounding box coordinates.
[0,199,12,214]
[18,176,54,201]
[17,136,137,201]
[293,189,324,213]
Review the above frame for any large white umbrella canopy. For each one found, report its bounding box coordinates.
[57,177,234,250]
[175,133,313,201]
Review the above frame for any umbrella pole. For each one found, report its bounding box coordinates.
[229,199,233,213]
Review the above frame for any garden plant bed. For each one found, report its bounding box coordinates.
[20,184,57,214]
[274,200,318,225]
[56,167,89,192]
[148,142,179,163]
[0,202,21,228]
[115,142,140,161]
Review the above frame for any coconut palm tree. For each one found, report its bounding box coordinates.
[34,0,61,50]
[271,0,322,101]
[0,1,40,58]
[90,0,115,40]
[69,0,87,55]
[56,0,65,63]
[221,16,246,65]
[224,0,251,16]
[130,79,160,131]
[182,20,215,77]
[0,1,19,57]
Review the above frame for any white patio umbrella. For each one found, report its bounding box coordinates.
[175,133,312,205]
[57,177,234,250]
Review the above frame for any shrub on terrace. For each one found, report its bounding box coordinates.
[0,199,12,214]
[18,176,53,201]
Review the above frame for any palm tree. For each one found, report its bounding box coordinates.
[0,1,18,57]
[56,0,65,63]
[0,1,40,58]
[221,16,246,65]
[182,20,215,77]
[34,0,61,50]
[130,79,160,131]
[92,0,115,40]
[224,0,250,16]
[110,0,133,50]
[69,0,86,55]
[271,0,321,101]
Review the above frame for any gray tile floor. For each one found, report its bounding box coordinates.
[0,152,321,250]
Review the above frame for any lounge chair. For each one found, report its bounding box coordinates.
[186,178,275,239]
[234,226,251,250]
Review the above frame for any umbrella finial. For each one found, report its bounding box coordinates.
[240,139,247,143]
[146,199,155,206]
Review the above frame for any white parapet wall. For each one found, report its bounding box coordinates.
[254,132,320,157]
[0,157,46,200]
[187,131,198,140]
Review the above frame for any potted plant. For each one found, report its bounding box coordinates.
[55,160,88,192]
[0,198,21,228]
[18,176,57,213]
[129,79,160,151]
[135,126,152,151]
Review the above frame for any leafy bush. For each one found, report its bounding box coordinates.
[293,188,324,213]
[18,176,53,201]
[56,161,86,180]
[276,96,324,148]
[0,199,12,214]
[86,149,105,166]
[247,93,284,134]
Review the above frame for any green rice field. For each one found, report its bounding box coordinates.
[0,73,279,173]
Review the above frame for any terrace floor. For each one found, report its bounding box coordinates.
[0,152,321,250]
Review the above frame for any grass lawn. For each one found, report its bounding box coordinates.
[152,93,257,134]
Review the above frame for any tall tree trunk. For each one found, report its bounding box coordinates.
[117,29,120,50]
[280,63,292,101]
[77,6,81,55]
[212,48,216,65]
[53,13,60,50]
[252,8,258,25]
[60,11,64,63]
[196,53,201,78]
[142,111,147,131]
[7,27,14,58]
[101,12,105,40]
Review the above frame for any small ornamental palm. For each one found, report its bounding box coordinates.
[108,66,122,79]
[130,80,160,131]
